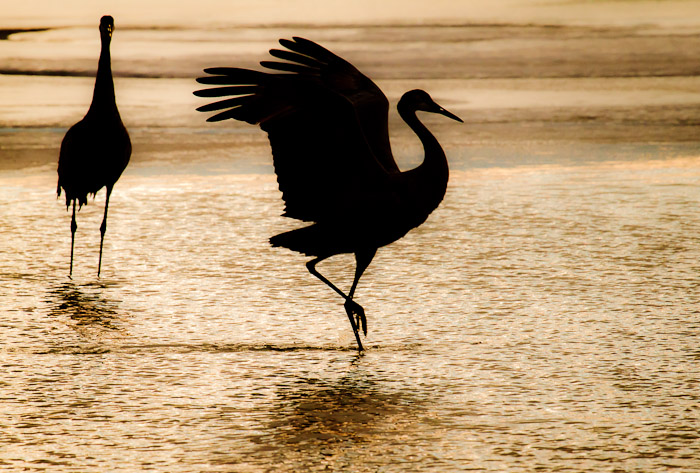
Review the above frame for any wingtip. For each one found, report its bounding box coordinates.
[291,37,316,47]
[280,36,312,47]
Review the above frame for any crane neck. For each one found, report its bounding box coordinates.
[397,100,450,221]
[398,103,449,181]
[87,34,118,117]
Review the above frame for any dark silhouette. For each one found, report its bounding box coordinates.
[57,15,131,278]
[195,37,461,351]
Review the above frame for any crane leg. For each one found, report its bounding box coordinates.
[346,249,376,337]
[69,200,77,278]
[307,256,365,352]
[97,187,112,278]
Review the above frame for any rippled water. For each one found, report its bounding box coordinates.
[3,2,700,470]
[1,151,699,471]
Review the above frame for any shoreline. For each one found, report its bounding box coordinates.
[0,28,50,40]
[3,126,699,175]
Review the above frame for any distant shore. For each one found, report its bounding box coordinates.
[0,28,49,40]
[2,17,700,173]
[3,124,699,175]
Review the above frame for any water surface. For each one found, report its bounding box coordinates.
[2,155,699,472]
[2,2,700,471]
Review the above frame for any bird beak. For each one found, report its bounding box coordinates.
[437,106,463,123]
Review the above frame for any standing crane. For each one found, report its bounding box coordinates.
[195,37,462,351]
[57,15,131,278]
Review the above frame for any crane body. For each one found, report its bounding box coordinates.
[57,15,131,277]
[195,37,461,351]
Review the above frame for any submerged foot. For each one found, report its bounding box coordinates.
[344,299,367,336]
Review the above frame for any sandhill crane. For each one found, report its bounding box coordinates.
[57,15,131,277]
[195,37,461,351]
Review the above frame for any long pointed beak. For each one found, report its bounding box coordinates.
[437,106,463,123]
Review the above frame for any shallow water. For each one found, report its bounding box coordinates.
[1,153,699,472]
[2,3,700,471]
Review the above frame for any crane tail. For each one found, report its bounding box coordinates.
[270,225,326,256]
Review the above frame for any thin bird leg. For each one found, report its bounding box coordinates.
[306,257,364,352]
[346,249,377,337]
[97,186,112,278]
[69,200,77,278]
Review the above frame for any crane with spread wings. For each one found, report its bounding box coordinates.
[195,37,462,352]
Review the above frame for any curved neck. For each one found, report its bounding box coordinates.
[398,104,449,181]
[397,103,450,218]
[87,35,117,116]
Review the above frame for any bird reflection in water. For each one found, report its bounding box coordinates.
[46,282,122,335]
[249,370,429,470]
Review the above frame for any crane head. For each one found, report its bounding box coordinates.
[100,15,114,39]
[400,89,463,122]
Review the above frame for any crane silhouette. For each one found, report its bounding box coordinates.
[57,15,131,278]
[195,37,461,351]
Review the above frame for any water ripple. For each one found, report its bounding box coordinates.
[1,156,699,472]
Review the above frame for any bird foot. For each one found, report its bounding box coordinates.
[344,299,367,336]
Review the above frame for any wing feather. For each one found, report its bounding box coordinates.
[259,61,317,75]
[269,37,399,173]
[195,95,255,113]
[268,48,323,67]
[195,49,392,222]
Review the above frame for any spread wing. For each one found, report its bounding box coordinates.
[262,37,399,174]
[194,38,398,222]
